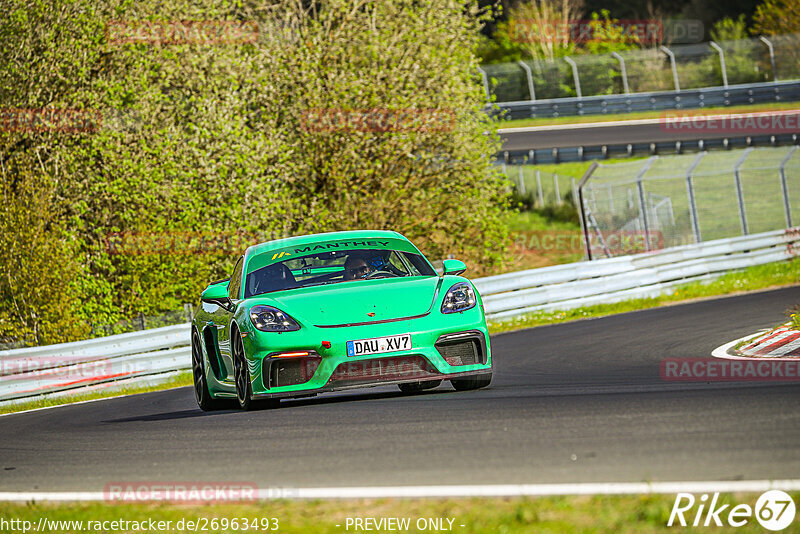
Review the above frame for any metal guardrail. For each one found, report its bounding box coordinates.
[500,133,800,165]
[0,324,191,403]
[475,227,800,320]
[1,227,797,403]
[493,80,800,120]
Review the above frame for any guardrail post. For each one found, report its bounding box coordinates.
[779,146,798,228]
[759,36,778,82]
[577,161,600,260]
[476,66,491,103]
[709,41,728,88]
[686,152,705,243]
[636,157,657,251]
[660,46,680,92]
[517,60,536,102]
[611,52,630,94]
[733,148,753,235]
[564,56,582,99]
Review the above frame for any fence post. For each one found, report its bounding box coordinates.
[686,152,705,243]
[564,56,582,99]
[517,60,536,102]
[518,164,526,195]
[577,161,600,260]
[660,46,680,92]
[610,52,630,94]
[709,41,728,88]
[571,178,578,209]
[536,170,544,207]
[636,157,657,251]
[553,173,562,204]
[779,146,798,228]
[759,36,778,82]
[733,148,753,235]
[476,66,491,103]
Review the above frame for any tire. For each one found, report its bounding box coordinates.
[398,379,442,393]
[232,328,256,411]
[233,328,279,411]
[451,372,492,391]
[192,329,228,411]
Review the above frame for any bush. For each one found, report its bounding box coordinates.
[0,0,511,343]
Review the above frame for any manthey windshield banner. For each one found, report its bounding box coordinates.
[245,238,421,273]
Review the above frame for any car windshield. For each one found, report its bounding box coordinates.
[244,248,436,298]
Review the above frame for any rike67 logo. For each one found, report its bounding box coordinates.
[668,491,796,530]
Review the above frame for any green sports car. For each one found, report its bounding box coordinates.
[191,230,492,410]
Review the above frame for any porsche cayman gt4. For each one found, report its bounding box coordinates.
[191,230,492,410]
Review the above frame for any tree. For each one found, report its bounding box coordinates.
[752,0,800,35]
[0,0,510,343]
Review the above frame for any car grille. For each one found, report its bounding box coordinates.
[435,339,481,366]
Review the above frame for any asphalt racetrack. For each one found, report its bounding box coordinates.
[499,110,800,151]
[1,286,799,492]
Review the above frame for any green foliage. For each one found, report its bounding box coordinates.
[0,0,511,344]
[752,0,800,35]
[711,15,749,41]
[0,155,90,345]
[579,10,642,55]
[786,304,800,330]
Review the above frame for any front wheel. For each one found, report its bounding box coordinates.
[233,330,279,411]
[451,372,492,391]
[233,330,256,410]
[192,329,227,411]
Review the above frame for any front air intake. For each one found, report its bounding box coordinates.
[265,356,320,388]
[436,339,481,366]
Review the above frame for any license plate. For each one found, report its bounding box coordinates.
[346,334,412,357]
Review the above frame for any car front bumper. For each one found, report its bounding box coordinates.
[240,307,492,398]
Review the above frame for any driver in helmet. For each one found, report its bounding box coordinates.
[343,255,371,281]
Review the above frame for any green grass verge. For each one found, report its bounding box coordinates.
[2,493,796,532]
[0,372,192,416]
[488,258,800,334]
[498,101,800,129]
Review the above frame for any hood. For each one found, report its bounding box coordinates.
[256,276,442,326]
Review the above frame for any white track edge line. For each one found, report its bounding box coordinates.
[2,480,800,501]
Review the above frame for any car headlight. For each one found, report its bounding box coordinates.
[249,305,300,332]
[441,282,477,314]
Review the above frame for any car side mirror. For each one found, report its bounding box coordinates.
[201,281,233,310]
[442,259,467,276]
